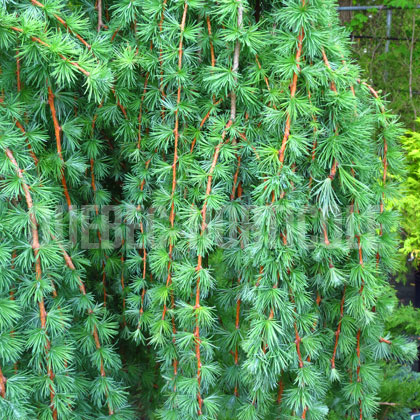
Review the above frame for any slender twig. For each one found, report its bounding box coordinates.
[89,105,110,307]
[331,286,346,369]
[190,17,220,153]
[321,48,339,181]
[251,2,308,407]
[121,240,126,327]
[158,0,169,119]
[357,80,388,264]
[10,27,90,76]
[137,73,149,149]
[278,20,305,166]
[190,100,222,153]
[48,86,72,210]
[31,0,92,49]
[230,6,242,121]
[232,179,243,397]
[207,16,216,68]
[195,4,243,414]
[136,159,151,330]
[55,241,115,415]
[195,119,232,415]
[16,49,21,91]
[111,87,128,118]
[266,3,308,414]
[307,86,318,189]
[160,1,189,381]
[0,366,5,397]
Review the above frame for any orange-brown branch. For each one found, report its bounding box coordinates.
[356,329,361,382]
[190,17,220,154]
[15,120,39,165]
[158,0,169,118]
[321,49,339,184]
[358,80,388,263]
[160,1,189,385]
[121,240,126,326]
[206,16,215,67]
[271,12,308,415]
[16,50,21,91]
[0,366,5,398]
[135,157,152,329]
[331,286,346,369]
[111,87,128,118]
[190,99,222,153]
[278,23,305,165]
[48,86,72,209]
[137,73,149,148]
[195,119,233,414]
[161,1,188,307]
[11,27,90,76]
[55,240,114,415]
[31,0,92,49]
[233,182,243,396]
[230,156,241,200]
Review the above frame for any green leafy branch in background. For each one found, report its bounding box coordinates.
[377,304,420,420]
[328,302,420,420]
[397,121,420,261]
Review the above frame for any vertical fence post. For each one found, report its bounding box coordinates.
[384,9,392,81]
[385,9,392,53]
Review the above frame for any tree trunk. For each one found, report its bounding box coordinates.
[338,0,353,24]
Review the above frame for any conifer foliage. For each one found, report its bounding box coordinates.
[0,0,416,419]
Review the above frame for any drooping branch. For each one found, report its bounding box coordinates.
[190,17,220,154]
[0,366,5,398]
[55,239,115,416]
[207,16,216,68]
[190,99,222,153]
[47,86,72,210]
[307,86,318,189]
[16,50,21,91]
[9,26,90,76]
[195,118,232,415]
[0,102,39,165]
[331,286,346,369]
[159,0,189,380]
[232,179,243,397]
[158,0,169,119]
[194,4,243,412]
[278,12,305,166]
[31,0,92,49]
[264,2,308,414]
[137,73,149,149]
[89,107,109,307]
[356,80,388,264]
[319,49,343,246]
[321,49,339,183]
[230,5,243,121]
[5,147,57,420]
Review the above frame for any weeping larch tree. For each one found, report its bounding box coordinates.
[0,0,416,419]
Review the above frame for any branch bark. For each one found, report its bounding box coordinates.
[48,86,72,210]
